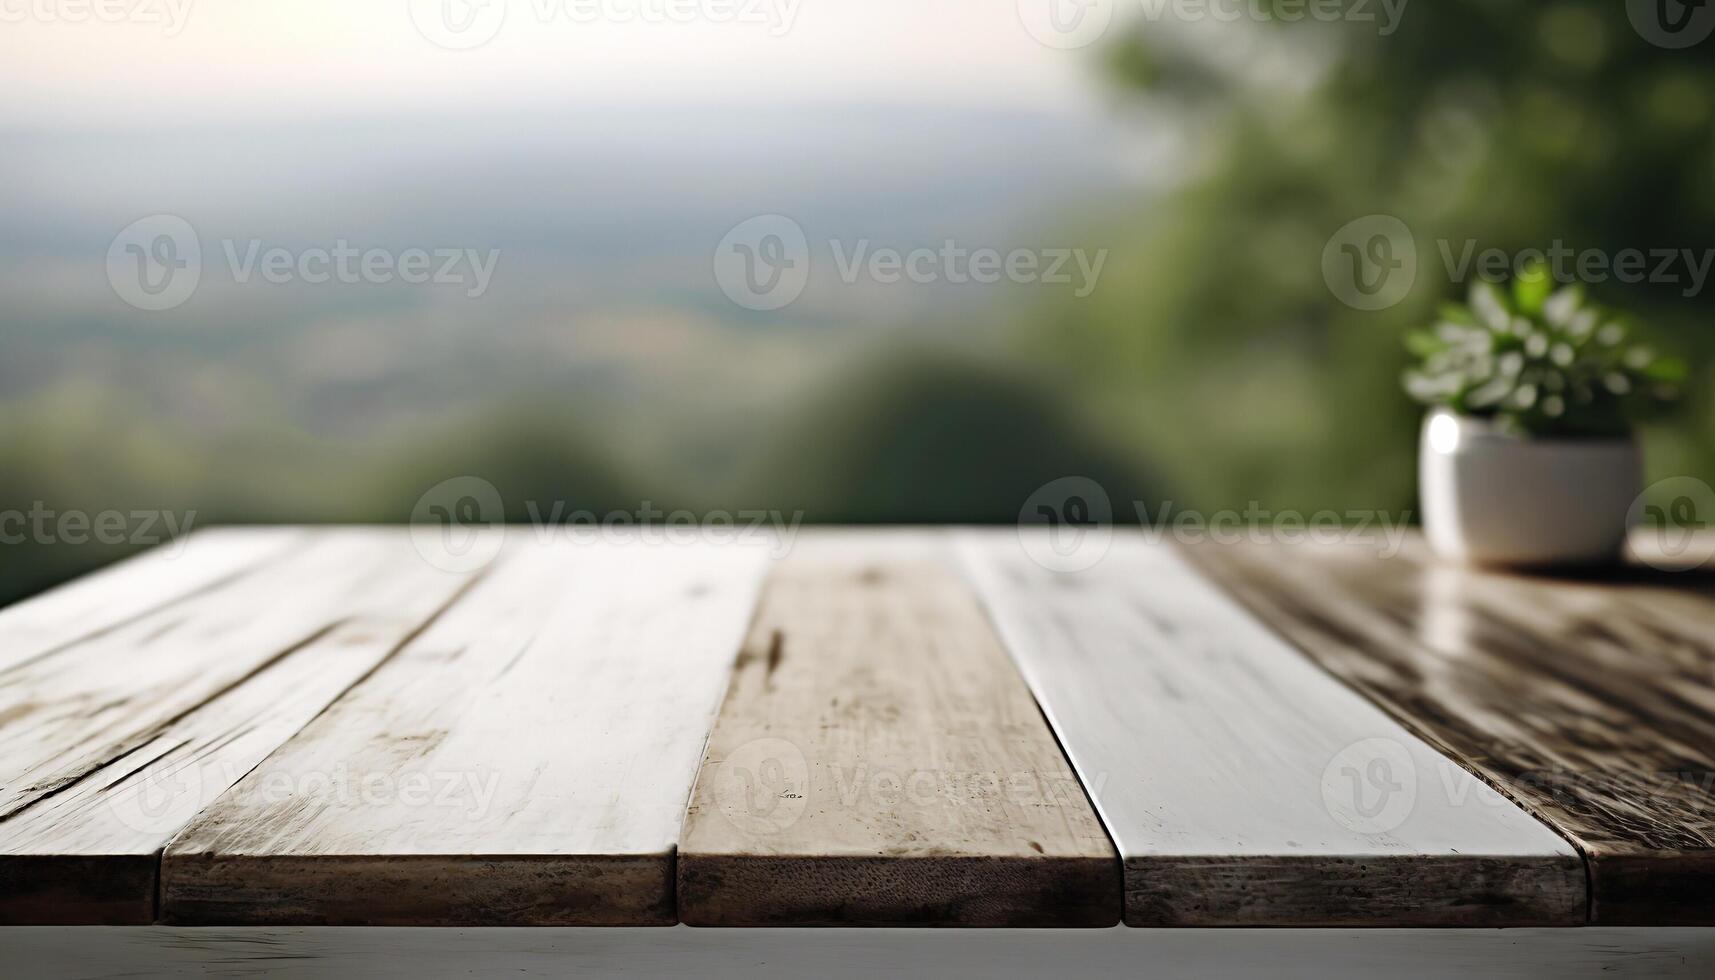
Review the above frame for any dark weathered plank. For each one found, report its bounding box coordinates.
[0,530,478,923]
[1189,532,1715,925]
[962,531,1584,927]
[678,537,1120,927]
[161,537,771,926]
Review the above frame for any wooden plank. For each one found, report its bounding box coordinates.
[0,527,301,674]
[677,538,1120,927]
[1188,531,1715,925]
[0,528,483,919]
[0,531,479,924]
[961,531,1584,927]
[161,536,772,926]
[0,529,450,823]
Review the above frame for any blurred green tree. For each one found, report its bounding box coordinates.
[1031,0,1715,516]
[747,348,1159,522]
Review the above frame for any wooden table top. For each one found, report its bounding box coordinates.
[1,527,1711,928]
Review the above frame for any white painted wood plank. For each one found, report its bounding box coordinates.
[0,532,479,923]
[959,530,1585,926]
[4,927,1714,980]
[1190,532,1715,925]
[0,527,301,674]
[161,535,773,926]
[0,529,459,822]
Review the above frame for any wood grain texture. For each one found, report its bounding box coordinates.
[0,527,299,674]
[0,529,477,924]
[1187,532,1715,925]
[678,538,1120,927]
[961,531,1584,927]
[161,536,772,926]
[0,530,441,822]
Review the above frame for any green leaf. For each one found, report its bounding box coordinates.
[1512,262,1552,314]
[1405,330,1447,358]
[1438,303,1476,325]
[1642,357,1688,383]
[1408,253,1681,431]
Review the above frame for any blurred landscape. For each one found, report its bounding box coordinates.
[3,1,1713,604]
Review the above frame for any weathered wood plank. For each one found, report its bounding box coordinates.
[0,527,300,674]
[1188,531,1715,925]
[961,531,1585,927]
[161,536,772,926]
[0,532,478,924]
[678,539,1120,927]
[0,532,476,926]
[0,530,465,824]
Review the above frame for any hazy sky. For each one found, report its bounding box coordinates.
[2,0,1117,127]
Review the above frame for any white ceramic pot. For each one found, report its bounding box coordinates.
[1418,408,1641,568]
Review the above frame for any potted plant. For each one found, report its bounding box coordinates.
[1404,265,1683,567]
